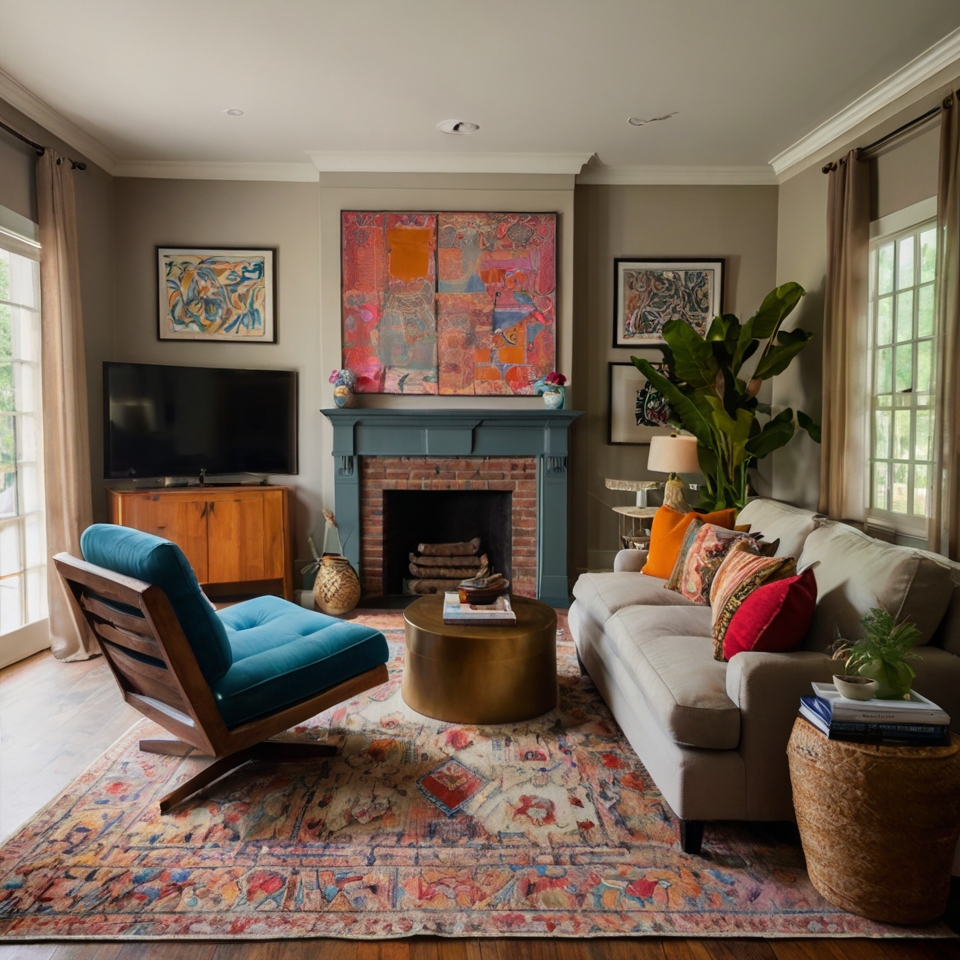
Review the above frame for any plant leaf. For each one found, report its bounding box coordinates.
[745,282,806,340]
[662,319,718,388]
[745,408,795,459]
[631,357,713,445]
[797,409,822,444]
[752,328,813,380]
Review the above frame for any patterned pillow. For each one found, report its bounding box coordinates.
[665,521,761,604]
[709,544,798,659]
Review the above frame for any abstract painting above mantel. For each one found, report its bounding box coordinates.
[342,211,557,394]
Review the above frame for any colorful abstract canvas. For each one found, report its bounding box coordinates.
[157,247,275,342]
[614,259,723,346]
[341,212,557,394]
[342,213,438,393]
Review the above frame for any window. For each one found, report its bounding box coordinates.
[0,218,45,637]
[867,198,937,537]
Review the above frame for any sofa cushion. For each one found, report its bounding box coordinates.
[736,498,820,559]
[605,606,739,750]
[642,506,737,579]
[798,521,954,651]
[213,595,388,728]
[81,523,233,682]
[571,571,696,626]
[666,520,760,604]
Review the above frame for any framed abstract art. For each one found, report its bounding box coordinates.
[613,258,724,347]
[607,360,673,445]
[157,247,276,343]
[341,211,557,394]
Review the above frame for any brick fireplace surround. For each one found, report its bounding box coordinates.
[321,409,581,607]
[359,455,538,599]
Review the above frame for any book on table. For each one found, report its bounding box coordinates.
[442,592,517,626]
[799,696,950,745]
[810,682,950,725]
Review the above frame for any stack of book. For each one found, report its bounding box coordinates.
[799,682,951,746]
[442,592,516,626]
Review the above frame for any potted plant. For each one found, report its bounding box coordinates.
[631,282,819,511]
[831,606,922,700]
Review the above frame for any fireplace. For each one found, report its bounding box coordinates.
[322,408,580,607]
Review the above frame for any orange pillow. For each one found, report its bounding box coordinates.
[641,506,737,580]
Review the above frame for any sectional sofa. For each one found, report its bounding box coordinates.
[569,498,960,854]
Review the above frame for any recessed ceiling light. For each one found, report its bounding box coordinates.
[628,112,678,126]
[224,108,244,117]
[437,119,480,135]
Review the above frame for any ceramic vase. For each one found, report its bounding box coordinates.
[333,384,354,408]
[541,386,565,409]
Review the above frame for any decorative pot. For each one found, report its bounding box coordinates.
[333,384,354,408]
[313,554,361,615]
[541,386,565,409]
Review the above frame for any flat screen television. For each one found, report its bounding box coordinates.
[104,361,298,480]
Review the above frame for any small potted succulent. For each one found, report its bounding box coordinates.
[830,605,922,701]
[533,371,567,409]
[329,368,356,408]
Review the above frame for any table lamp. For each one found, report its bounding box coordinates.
[647,434,700,512]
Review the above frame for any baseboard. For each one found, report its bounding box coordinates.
[0,619,50,670]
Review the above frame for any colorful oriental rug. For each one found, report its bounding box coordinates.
[0,615,950,940]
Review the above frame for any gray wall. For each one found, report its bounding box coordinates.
[773,89,950,510]
[573,184,780,571]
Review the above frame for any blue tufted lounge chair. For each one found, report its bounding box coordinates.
[54,523,389,811]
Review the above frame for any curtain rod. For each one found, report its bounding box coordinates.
[822,97,949,173]
[0,117,87,170]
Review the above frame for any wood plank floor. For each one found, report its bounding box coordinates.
[1,650,958,960]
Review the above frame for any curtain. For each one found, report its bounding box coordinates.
[37,150,96,660]
[818,149,871,520]
[931,92,960,558]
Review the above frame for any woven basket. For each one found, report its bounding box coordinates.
[787,718,960,924]
[313,555,361,616]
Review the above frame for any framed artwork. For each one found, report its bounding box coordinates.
[613,258,724,347]
[157,247,276,342]
[341,211,557,394]
[608,360,673,445]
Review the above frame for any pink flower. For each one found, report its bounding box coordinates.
[545,371,566,386]
[329,370,340,384]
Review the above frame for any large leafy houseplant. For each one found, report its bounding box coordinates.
[632,282,820,510]
[831,606,922,700]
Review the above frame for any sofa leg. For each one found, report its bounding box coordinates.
[679,819,704,855]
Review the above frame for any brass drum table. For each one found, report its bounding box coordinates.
[402,595,558,724]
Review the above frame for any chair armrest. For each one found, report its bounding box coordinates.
[614,549,648,572]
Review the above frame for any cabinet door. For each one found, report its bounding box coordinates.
[207,496,265,583]
[116,495,209,582]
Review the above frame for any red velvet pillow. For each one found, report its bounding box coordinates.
[720,567,818,662]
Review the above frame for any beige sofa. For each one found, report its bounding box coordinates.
[569,498,960,854]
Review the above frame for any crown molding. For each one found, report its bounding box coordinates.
[309,151,592,175]
[576,164,777,185]
[770,25,960,178]
[0,67,119,175]
[113,160,320,182]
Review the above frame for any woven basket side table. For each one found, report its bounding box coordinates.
[787,718,960,924]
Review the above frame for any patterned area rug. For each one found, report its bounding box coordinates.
[0,613,950,940]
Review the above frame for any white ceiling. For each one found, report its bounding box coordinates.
[1,0,959,179]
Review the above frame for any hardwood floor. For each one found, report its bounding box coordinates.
[1,650,958,960]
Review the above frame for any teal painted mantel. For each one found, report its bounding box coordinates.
[321,408,582,606]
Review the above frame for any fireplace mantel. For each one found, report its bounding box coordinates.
[321,408,581,606]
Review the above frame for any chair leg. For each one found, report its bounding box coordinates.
[679,819,705,855]
[140,739,199,757]
[157,738,340,813]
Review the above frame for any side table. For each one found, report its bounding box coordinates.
[611,505,658,551]
[787,717,960,924]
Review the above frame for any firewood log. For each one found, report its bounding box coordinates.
[409,563,486,579]
[417,537,481,557]
[406,579,463,595]
[408,552,487,569]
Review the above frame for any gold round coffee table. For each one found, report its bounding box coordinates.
[402,594,558,724]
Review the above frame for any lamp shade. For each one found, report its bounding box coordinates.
[647,434,700,475]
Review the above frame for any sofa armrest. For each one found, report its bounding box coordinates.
[725,649,834,709]
[614,549,648,572]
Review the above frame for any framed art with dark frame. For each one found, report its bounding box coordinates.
[608,360,673,445]
[613,258,724,347]
[157,246,277,343]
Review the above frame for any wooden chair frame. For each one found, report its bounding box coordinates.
[54,552,388,812]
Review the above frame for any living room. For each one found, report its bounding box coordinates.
[3,1,960,955]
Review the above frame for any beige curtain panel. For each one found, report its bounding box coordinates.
[931,92,960,559]
[37,150,97,660]
[818,150,871,520]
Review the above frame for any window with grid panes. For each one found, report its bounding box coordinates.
[0,238,45,635]
[868,211,936,535]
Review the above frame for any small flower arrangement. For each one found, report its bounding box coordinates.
[329,369,356,388]
[544,371,566,386]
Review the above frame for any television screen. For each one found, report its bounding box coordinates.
[104,362,298,479]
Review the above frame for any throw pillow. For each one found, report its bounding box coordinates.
[642,506,737,580]
[666,521,761,605]
[718,566,818,662]
[709,545,798,658]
